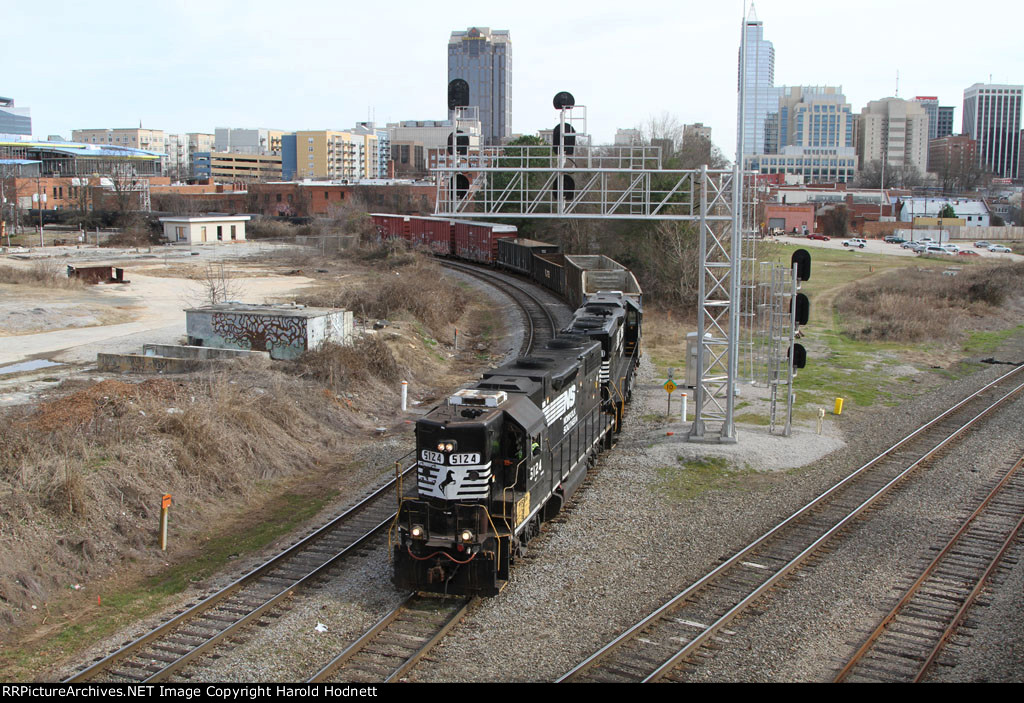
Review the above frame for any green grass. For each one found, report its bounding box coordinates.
[733,412,770,426]
[0,490,336,681]
[648,353,686,380]
[964,325,1024,354]
[653,456,758,501]
[762,246,948,415]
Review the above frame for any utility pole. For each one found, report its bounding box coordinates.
[35,175,45,247]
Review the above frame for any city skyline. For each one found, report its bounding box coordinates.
[3,0,1022,157]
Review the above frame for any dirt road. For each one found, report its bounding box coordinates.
[0,245,317,367]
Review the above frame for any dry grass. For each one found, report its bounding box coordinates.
[836,261,1024,342]
[0,368,359,627]
[293,336,401,389]
[0,260,84,290]
[299,254,467,337]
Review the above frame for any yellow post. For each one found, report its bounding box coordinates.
[834,398,844,415]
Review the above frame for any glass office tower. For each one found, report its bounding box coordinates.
[737,8,780,159]
[962,83,1022,180]
[448,27,512,146]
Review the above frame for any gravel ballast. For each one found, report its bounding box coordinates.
[57,330,1024,683]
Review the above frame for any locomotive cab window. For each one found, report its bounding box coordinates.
[504,427,526,462]
[531,436,541,457]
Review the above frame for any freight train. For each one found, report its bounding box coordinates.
[381,213,642,596]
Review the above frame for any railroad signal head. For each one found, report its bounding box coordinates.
[451,174,469,200]
[447,130,469,156]
[448,79,470,110]
[791,249,811,282]
[793,292,809,326]
[553,123,576,156]
[789,343,806,369]
[562,175,576,201]
[553,91,575,110]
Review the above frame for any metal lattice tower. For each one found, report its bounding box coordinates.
[761,263,796,435]
[433,105,746,442]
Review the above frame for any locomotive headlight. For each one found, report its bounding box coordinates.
[460,529,474,543]
[445,442,455,452]
[436,443,445,452]
[411,525,426,540]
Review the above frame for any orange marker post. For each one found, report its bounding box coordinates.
[160,494,172,551]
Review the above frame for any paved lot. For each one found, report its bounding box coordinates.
[0,242,315,368]
[776,234,1022,261]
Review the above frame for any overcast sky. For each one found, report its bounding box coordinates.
[3,0,1021,156]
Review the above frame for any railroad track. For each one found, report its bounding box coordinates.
[66,455,419,683]
[440,260,561,354]
[559,364,1024,683]
[65,267,562,683]
[309,593,473,683]
[835,452,1024,683]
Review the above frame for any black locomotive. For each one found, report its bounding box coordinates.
[392,290,641,596]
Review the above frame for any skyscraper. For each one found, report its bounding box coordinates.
[448,27,512,146]
[774,86,854,150]
[737,6,781,158]
[962,83,1022,179]
[912,97,955,141]
[858,98,930,176]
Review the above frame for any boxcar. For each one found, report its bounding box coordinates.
[408,216,453,256]
[370,213,410,240]
[451,220,518,264]
[497,238,562,278]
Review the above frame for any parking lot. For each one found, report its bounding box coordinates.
[775,235,1022,260]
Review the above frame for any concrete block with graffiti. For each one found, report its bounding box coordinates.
[185,304,353,360]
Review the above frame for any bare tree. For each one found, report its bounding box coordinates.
[0,164,17,242]
[195,263,245,305]
[821,205,850,236]
[857,159,926,190]
[640,112,684,153]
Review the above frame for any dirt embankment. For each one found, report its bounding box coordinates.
[0,249,497,678]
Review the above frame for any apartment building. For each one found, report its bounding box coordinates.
[857,98,930,175]
[72,128,166,153]
[293,130,379,181]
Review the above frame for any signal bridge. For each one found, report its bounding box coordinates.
[433,99,756,442]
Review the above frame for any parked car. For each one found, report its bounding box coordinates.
[900,241,919,250]
[988,245,1012,253]
[843,238,867,248]
[974,240,992,248]
[941,244,960,254]
[884,235,907,244]
[924,245,954,255]
[958,250,980,257]
[807,233,830,241]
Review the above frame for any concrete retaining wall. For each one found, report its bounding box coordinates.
[946,225,1023,242]
[97,353,210,374]
[141,344,270,360]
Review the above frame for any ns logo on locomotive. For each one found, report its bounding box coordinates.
[393,286,642,596]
